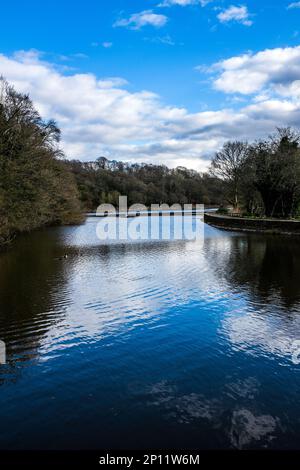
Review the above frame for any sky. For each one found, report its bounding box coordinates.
[1,0,300,170]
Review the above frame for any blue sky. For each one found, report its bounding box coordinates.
[1,1,300,170]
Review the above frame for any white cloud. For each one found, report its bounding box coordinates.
[288,2,300,9]
[212,45,300,95]
[217,5,253,26]
[2,49,300,170]
[91,42,113,48]
[158,0,212,6]
[114,10,168,30]
[159,0,195,5]
[144,35,176,46]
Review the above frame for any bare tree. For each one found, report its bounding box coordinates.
[210,141,248,211]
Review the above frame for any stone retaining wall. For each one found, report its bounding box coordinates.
[204,213,300,235]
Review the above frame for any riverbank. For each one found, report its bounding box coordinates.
[204,212,300,235]
[0,215,86,250]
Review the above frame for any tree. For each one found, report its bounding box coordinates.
[210,141,248,211]
[246,128,300,218]
[0,78,82,245]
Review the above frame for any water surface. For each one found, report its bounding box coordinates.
[0,217,300,449]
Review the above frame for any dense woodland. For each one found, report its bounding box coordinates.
[67,158,224,210]
[1,77,300,246]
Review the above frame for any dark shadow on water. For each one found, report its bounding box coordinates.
[0,230,74,380]
[204,234,300,309]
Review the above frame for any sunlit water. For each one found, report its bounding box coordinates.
[0,216,300,450]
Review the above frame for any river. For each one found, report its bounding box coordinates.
[0,216,299,449]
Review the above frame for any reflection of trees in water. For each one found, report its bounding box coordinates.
[0,231,190,381]
[0,229,73,379]
[92,238,188,259]
[204,234,300,308]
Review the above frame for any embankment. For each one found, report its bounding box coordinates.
[204,213,300,235]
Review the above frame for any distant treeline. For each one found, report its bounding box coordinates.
[66,158,224,211]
